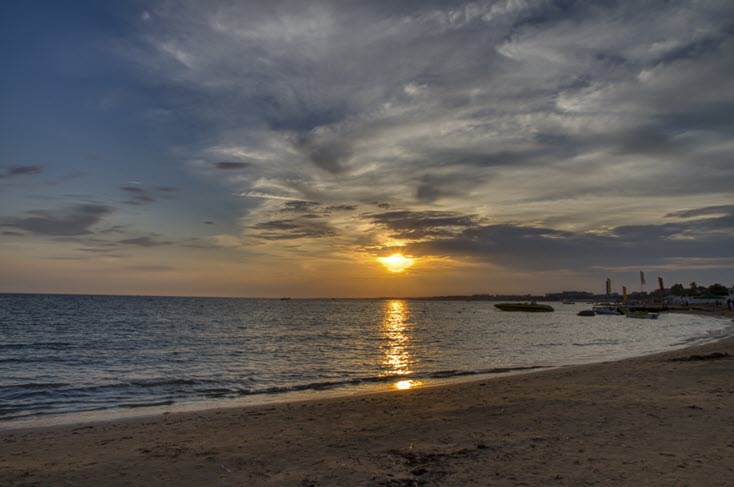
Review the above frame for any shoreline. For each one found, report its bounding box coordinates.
[3,310,731,433]
[2,314,734,485]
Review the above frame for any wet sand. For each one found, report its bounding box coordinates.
[2,314,733,486]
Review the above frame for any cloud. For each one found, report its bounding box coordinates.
[249,216,337,240]
[131,0,730,214]
[0,204,113,236]
[405,205,734,270]
[412,219,734,271]
[238,191,314,202]
[281,200,320,212]
[292,134,352,174]
[108,1,734,283]
[120,186,155,205]
[0,165,43,179]
[665,205,734,219]
[212,161,251,170]
[118,236,172,247]
[324,204,356,212]
[369,210,479,239]
[76,247,119,253]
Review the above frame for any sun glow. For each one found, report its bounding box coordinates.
[378,253,415,273]
[395,379,423,390]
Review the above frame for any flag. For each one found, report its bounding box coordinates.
[658,277,664,292]
[622,286,627,302]
[640,271,646,285]
[606,278,611,295]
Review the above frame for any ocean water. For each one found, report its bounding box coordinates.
[1,294,731,428]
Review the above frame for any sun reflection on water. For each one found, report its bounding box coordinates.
[395,379,423,390]
[380,300,419,390]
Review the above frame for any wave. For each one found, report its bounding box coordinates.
[0,342,74,351]
[225,365,546,397]
[129,379,201,388]
[119,400,175,408]
[0,366,545,421]
[0,382,70,390]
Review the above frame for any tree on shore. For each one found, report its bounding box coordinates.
[670,283,685,296]
[670,282,729,297]
[708,283,729,296]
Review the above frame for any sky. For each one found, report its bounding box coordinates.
[1,0,733,298]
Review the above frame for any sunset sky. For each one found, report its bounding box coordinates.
[1,0,733,298]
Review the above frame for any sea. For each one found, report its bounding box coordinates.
[1,294,731,429]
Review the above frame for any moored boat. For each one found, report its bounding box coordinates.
[577,309,596,316]
[494,302,554,312]
[592,305,623,315]
[625,311,659,319]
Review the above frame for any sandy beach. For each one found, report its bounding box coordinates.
[2,314,733,486]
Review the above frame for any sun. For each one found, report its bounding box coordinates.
[378,253,415,273]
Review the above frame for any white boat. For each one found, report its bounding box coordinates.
[592,305,622,315]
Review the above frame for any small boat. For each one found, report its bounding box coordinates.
[280,297,291,301]
[592,305,622,315]
[494,302,554,312]
[577,309,596,316]
[625,311,659,319]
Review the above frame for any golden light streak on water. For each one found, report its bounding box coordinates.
[380,300,414,380]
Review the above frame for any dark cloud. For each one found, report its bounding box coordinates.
[293,135,352,174]
[324,204,357,212]
[281,200,320,212]
[250,217,337,240]
[655,31,731,65]
[252,220,301,231]
[609,128,678,157]
[415,148,556,169]
[120,186,154,205]
[98,225,128,234]
[182,237,218,249]
[415,184,441,203]
[370,210,478,239]
[666,205,734,219]
[413,174,469,203]
[0,204,113,236]
[203,220,215,225]
[213,162,251,170]
[0,165,43,179]
[156,186,177,192]
[276,200,359,215]
[118,236,172,247]
[411,217,734,271]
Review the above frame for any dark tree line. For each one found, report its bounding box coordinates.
[669,282,730,297]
